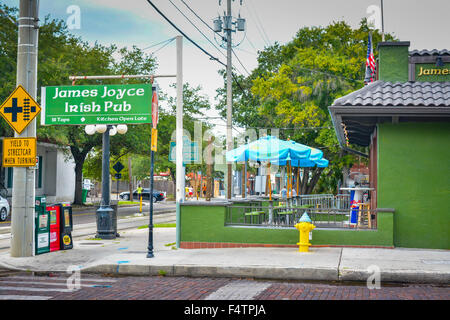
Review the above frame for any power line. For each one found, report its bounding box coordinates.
[242,35,258,54]
[168,0,228,61]
[247,0,271,45]
[232,48,250,76]
[145,0,247,94]
[146,0,225,67]
[176,0,251,76]
[150,37,177,55]
[243,0,270,47]
[178,0,218,35]
[234,46,257,56]
[142,37,176,51]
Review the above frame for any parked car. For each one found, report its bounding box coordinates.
[119,188,165,203]
[0,196,10,222]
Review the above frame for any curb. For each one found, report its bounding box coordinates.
[1,260,449,284]
[339,268,450,284]
[77,264,450,284]
[81,264,340,282]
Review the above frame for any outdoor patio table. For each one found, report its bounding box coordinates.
[244,210,265,224]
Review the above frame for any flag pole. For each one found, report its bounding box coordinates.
[380,0,385,41]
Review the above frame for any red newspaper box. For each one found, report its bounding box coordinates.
[47,205,60,252]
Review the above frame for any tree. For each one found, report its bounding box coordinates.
[0,4,158,204]
[83,81,214,198]
[155,83,212,187]
[216,19,395,194]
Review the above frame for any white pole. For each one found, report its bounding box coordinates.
[10,0,39,257]
[226,0,233,200]
[175,35,184,247]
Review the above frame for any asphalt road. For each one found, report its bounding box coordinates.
[0,201,176,227]
[0,201,176,253]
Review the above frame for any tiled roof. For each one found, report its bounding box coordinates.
[332,81,450,107]
[409,49,450,56]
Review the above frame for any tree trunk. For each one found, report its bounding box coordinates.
[300,168,309,195]
[306,167,324,194]
[70,144,91,205]
[73,160,84,205]
[170,170,176,198]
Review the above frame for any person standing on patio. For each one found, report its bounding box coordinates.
[281,186,287,200]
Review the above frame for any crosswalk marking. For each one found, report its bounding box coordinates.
[0,280,111,288]
[0,274,118,300]
[0,286,76,293]
[0,295,52,300]
[203,280,272,300]
[4,275,117,283]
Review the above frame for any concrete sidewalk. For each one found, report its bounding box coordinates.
[0,227,449,284]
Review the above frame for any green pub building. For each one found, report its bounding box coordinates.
[178,41,449,251]
[329,42,450,250]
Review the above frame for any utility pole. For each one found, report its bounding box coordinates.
[175,35,184,247]
[214,0,245,200]
[10,0,39,257]
[226,0,233,200]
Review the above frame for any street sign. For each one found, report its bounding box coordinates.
[113,161,124,173]
[169,137,199,164]
[41,84,153,125]
[114,173,122,179]
[0,85,41,134]
[151,89,158,129]
[2,137,37,167]
[151,128,158,152]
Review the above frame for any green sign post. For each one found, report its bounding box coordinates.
[40,84,152,125]
[169,138,199,164]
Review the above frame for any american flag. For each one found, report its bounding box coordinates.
[364,32,376,85]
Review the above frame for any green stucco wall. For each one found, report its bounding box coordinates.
[180,204,394,247]
[377,122,450,249]
[378,45,409,82]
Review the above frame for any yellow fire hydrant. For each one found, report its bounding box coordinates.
[295,213,316,252]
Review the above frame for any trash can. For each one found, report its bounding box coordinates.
[82,189,88,204]
[35,196,49,255]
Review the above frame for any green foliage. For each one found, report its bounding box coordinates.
[0,4,158,203]
[216,19,395,194]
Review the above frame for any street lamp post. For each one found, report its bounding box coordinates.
[85,124,127,239]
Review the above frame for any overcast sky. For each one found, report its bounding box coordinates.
[3,0,450,135]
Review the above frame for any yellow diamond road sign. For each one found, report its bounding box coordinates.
[0,85,41,135]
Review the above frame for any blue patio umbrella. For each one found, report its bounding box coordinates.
[226,136,312,200]
[284,140,323,161]
[270,153,329,198]
[271,157,329,168]
[291,158,329,168]
[226,136,311,162]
